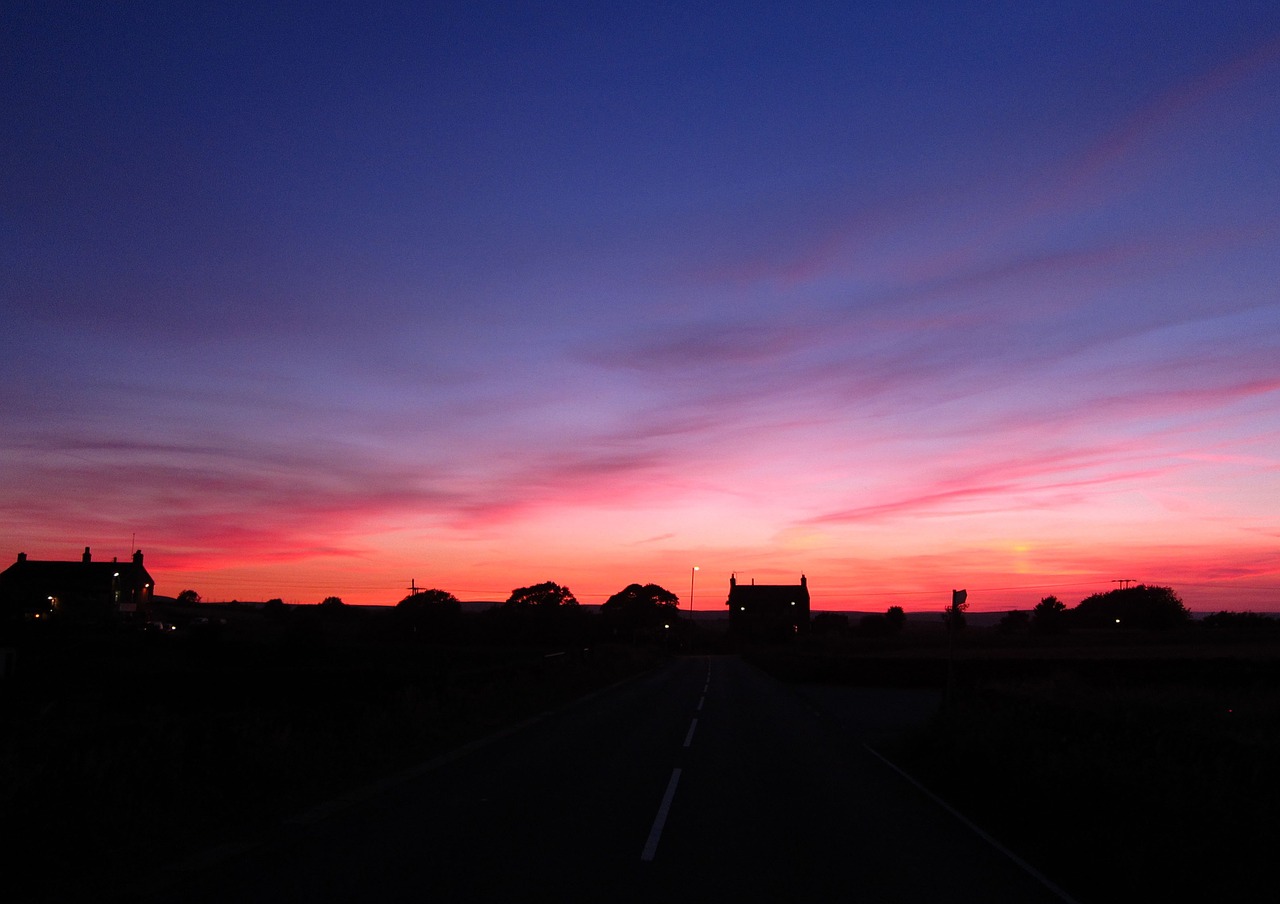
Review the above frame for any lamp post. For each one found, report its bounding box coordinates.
[689,565,699,619]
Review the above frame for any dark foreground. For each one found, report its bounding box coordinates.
[749,632,1280,904]
[2,627,663,902]
[6,617,1280,903]
[138,656,1068,904]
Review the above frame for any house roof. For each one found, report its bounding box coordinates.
[0,548,153,602]
[727,575,810,607]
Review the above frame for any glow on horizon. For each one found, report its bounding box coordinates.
[3,4,1279,612]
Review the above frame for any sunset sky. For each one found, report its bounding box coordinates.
[4,2,1279,612]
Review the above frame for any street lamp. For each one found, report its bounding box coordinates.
[690,566,699,618]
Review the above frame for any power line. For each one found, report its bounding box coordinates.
[810,580,1110,598]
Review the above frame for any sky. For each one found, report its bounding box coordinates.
[3,1,1279,612]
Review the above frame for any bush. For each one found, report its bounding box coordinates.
[1031,595,1068,634]
[997,610,1030,633]
[811,612,850,635]
[1071,585,1189,630]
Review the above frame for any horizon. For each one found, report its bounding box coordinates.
[4,4,1279,614]
[118,560,1261,615]
[151,593,1269,620]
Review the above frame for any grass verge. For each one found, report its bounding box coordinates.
[748,639,1280,903]
[1,631,665,902]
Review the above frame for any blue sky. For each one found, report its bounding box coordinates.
[4,2,1279,609]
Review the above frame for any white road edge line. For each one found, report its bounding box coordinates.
[640,767,683,862]
[697,695,705,711]
[683,717,698,747]
[863,744,1081,904]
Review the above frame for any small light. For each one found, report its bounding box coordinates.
[664,624,670,630]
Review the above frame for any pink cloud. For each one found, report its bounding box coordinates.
[1048,32,1280,217]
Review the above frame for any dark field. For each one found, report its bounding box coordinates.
[748,626,1280,904]
[1,614,665,903]
[5,610,1279,903]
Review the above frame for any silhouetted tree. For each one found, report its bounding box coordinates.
[319,595,345,609]
[500,581,581,643]
[504,582,578,610]
[397,588,460,609]
[811,612,850,635]
[601,583,679,637]
[1201,610,1280,633]
[1071,585,1189,630]
[1031,595,1068,634]
[176,589,201,605]
[262,598,287,621]
[998,610,1031,633]
[396,588,462,638]
[859,613,890,636]
[885,605,906,634]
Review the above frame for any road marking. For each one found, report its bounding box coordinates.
[864,744,1082,904]
[697,695,705,711]
[640,767,682,861]
[683,717,698,747]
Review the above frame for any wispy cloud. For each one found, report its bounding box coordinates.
[803,442,1178,526]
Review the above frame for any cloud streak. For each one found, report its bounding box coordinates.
[4,4,1279,610]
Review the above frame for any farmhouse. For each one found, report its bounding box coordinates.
[0,547,154,621]
[726,574,810,638]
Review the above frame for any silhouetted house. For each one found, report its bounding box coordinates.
[0,547,154,622]
[726,574,810,639]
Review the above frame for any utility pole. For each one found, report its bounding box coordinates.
[1112,579,1137,589]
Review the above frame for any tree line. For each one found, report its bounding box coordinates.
[393,580,681,642]
[999,584,1192,633]
[165,580,687,645]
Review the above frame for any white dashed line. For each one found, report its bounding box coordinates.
[640,767,682,861]
[640,663,710,863]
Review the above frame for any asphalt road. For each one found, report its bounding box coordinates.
[142,656,1076,903]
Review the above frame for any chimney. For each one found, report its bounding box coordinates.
[133,550,143,566]
[83,546,92,563]
[17,552,26,563]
